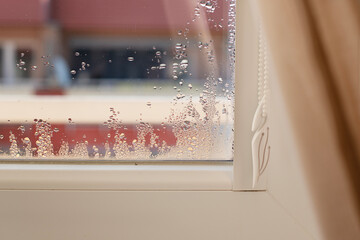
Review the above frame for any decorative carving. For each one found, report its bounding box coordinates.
[251,121,270,187]
[251,26,270,187]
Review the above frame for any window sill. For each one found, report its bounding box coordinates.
[0,163,233,191]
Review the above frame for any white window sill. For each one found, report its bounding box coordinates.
[0,163,233,191]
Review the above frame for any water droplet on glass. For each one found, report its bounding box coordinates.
[146,102,152,107]
[128,57,134,62]
[75,52,80,56]
[0,135,3,139]
[31,66,38,71]
[188,84,193,89]
[180,59,188,69]
[156,51,161,56]
[175,43,182,50]
[159,63,166,69]
[108,59,112,63]
[70,70,76,75]
[18,126,25,133]
[176,93,185,99]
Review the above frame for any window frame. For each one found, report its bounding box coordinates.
[0,0,266,192]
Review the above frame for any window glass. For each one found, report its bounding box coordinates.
[15,49,33,79]
[0,0,235,161]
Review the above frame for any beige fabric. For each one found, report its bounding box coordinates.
[255,0,360,239]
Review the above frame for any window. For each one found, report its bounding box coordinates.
[0,2,324,240]
[70,46,174,80]
[15,49,34,79]
[0,0,235,162]
[0,48,3,79]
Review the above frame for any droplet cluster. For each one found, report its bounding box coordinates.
[34,119,54,158]
[9,131,20,157]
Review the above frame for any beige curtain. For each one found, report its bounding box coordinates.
[255,0,360,239]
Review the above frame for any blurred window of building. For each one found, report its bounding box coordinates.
[0,48,3,79]
[15,49,33,79]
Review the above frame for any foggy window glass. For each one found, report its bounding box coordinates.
[0,0,235,161]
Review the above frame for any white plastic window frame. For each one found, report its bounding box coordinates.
[0,1,265,192]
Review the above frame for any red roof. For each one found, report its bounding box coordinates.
[0,0,228,31]
[0,0,48,26]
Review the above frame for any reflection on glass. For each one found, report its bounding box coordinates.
[0,0,235,161]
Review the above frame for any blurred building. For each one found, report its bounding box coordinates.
[0,0,228,89]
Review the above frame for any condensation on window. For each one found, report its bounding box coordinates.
[0,0,235,161]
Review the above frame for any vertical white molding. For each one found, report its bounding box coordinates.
[3,41,16,86]
[233,0,270,190]
[233,0,262,190]
[251,26,270,188]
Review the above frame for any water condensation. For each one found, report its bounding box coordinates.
[0,0,235,161]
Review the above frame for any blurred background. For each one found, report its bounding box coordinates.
[0,0,231,96]
[0,0,234,159]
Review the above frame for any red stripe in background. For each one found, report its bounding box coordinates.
[0,124,176,156]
